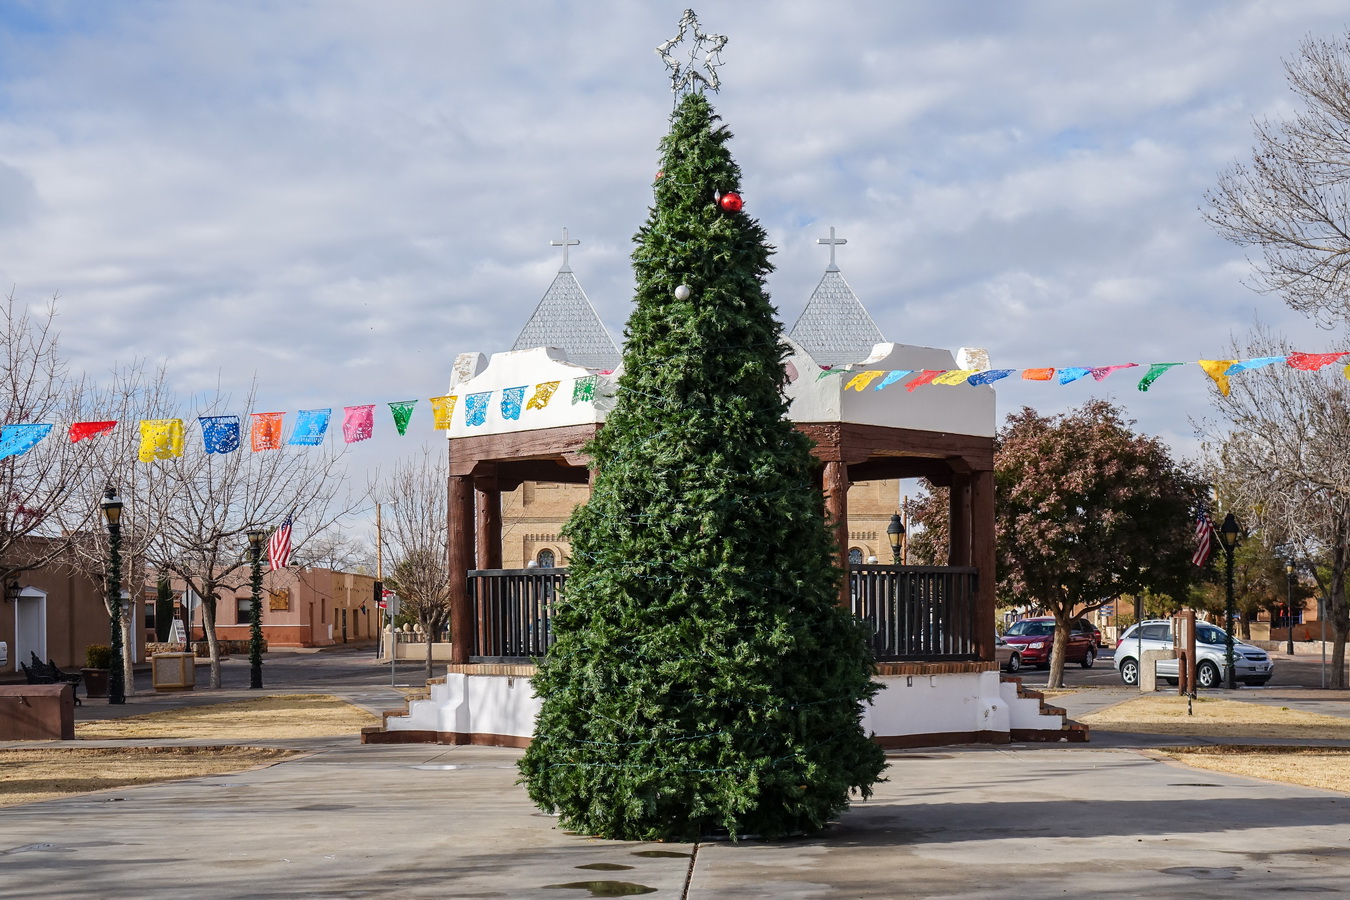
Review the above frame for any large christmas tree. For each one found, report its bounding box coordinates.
[518,85,885,841]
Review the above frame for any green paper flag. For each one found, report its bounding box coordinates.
[388,400,417,436]
[1136,363,1184,392]
[572,376,598,404]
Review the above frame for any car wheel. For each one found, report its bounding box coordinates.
[1119,658,1139,686]
[1163,678,1179,686]
[1006,653,1021,674]
[1196,661,1221,689]
[1080,647,1095,669]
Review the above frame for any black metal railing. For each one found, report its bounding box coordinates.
[849,564,979,661]
[468,568,565,662]
[466,564,979,663]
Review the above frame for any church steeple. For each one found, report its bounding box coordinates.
[511,228,622,371]
[787,227,885,367]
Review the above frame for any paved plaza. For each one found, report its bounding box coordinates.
[3,647,1350,898]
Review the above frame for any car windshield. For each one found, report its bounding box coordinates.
[1005,620,1054,636]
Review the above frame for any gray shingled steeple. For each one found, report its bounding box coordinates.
[787,227,885,367]
[511,229,622,371]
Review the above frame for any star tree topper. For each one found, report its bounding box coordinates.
[656,9,728,97]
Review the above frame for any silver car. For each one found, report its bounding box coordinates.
[1115,620,1273,688]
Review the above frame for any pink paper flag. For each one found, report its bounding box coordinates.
[343,405,375,443]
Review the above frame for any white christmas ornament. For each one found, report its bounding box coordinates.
[674,284,692,300]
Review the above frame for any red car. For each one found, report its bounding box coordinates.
[1000,617,1098,671]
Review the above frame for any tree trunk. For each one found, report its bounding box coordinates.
[202,591,222,688]
[121,613,136,696]
[1047,609,1070,689]
[424,623,434,680]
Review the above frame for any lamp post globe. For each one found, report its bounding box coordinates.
[1218,512,1240,691]
[886,513,905,566]
[100,486,126,705]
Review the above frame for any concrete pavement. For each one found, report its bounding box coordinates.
[3,649,1350,897]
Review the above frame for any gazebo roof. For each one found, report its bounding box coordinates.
[511,270,621,372]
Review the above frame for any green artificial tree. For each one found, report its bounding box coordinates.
[518,91,885,840]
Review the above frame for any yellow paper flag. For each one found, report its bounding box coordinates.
[138,419,184,462]
[844,371,884,391]
[1198,359,1237,397]
[932,369,978,385]
[430,395,458,430]
[526,381,561,411]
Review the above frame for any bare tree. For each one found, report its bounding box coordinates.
[0,293,105,582]
[141,385,361,687]
[1198,329,1350,687]
[376,447,451,679]
[1204,31,1350,328]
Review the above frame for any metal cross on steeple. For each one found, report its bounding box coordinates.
[817,227,848,272]
[656,9,728,99]
[551,228,580,273]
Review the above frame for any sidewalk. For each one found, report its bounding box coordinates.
[5,679,1350,897]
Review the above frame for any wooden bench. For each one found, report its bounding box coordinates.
[22,652,83,706]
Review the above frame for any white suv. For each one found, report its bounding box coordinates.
[1115,620,1273,688]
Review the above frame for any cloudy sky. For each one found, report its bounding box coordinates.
[2,0,1347,508]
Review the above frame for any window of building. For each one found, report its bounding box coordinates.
[848,547,863,565]
[537,549,556,568]
[236,595,251,622]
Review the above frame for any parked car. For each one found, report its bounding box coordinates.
[1074,618,1103,648]
[1114,620,1273,688]
[1000,616,1098,669]
[0,640,6,668]
[995,634,1020,673]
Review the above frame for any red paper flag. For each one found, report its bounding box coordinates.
[1286,351,1347,371]
[69,421,117,443]
[904,370,945,392]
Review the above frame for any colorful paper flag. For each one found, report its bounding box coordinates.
[430,395,457,429]
[251,412,285,451]
[342,405,375,443]
[1137,363,1183,392]
[1198,360,1238,397]
[874,370,914,390]
[0,424,53,460]
[905,370,946,392]
[500,386,526,421]
[933,369,979,385]
[69,421,116,443]
[388,400,417,436]
[967,369,1014,386]
[1057,367,1091,385]
[288,409,331,446]
[845,371,884,391]
[465,392,491,426]
[1286,351,1347,371]
[1224,357,1284,375]
[1022,368,1055,381]
[199,415,240,454]
[571,377,598,404]
[526,381,560,411]
[1089,364,1138,382]
[138,419,184,462]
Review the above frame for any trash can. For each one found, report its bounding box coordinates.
[151,652,196,692]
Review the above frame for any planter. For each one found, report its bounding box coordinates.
[81,668,110,698]
[151,653,196,692]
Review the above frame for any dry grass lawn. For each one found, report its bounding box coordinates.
[1158,745,1350,795]
[1080,695,1350,740]
[75,693,380,741]
[0,695,377,808]
[0,746,295,807]
[1082,695,1350,793]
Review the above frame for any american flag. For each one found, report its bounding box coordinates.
[1192,509,1214,567]
[268,513,293,571]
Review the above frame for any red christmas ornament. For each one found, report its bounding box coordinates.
[655,171,664,180]
[718,191,743,212]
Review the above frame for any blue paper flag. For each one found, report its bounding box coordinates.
[0,424,53,460]
[874,370,914,390]
[198,416,240,454]
[1058,367,1092,385]
[1223,357,1285,376]
[465,392,491,427]
[288,409,332,446]
[967,369,1015,386]
[500,386,526,421]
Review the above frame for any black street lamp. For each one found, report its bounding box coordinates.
[1286,561,1297,657]
[1219,512,1241,690]
[247,529,266,689]
[100,486,126,705]
[886,513,905,565]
